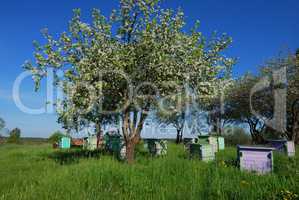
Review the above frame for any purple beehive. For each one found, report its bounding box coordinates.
[266,139,287,152]
[237,145,275,174]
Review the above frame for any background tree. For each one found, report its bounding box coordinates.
[25,0,234,163]
[223,126,251,146]
[0,117,5,140]
[218,49,299,144]
[259,49,299,143]
[205,87,233,135]
[0,117,5,132]
[220,74,273,144]
[155,94,189,144]
[7,128,21,144]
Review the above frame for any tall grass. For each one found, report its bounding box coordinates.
[0,143,298,200]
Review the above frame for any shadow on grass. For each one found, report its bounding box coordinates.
[48,149,103,165]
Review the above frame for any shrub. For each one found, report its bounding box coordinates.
[0,117,5,138]
[7,128,21,144]
[0,117,5,131]
[48,131,65,144]
[223,127,251,146]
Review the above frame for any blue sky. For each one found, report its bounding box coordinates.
[0,0,298,137]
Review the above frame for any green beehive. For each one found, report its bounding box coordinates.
[147,139,157,155]
[110,135,122,153]
[190,143,214,162]
[218,137,225,150]
[105,134,125,160]
[60,137,71,149]
[189,143,201,159]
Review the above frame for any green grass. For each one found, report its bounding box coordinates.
[0,143,298,200]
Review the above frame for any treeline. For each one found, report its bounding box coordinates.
[0,118,22,144]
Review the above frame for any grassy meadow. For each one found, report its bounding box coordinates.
[0,142,298,200]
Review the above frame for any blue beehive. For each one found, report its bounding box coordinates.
[60,137,71,149]
[218,137,225,150]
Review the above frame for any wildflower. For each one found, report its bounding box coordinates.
[240,180,249,187]
[279,189,298,200]
[219,160,227,167]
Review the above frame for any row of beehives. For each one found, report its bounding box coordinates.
[57,135,168,159]
[185,136,296,174]
[185,136,225,162]
[57,134,127,160]
[238,140,296,174]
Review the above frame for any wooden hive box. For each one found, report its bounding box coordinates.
[237,145,274,174]
[119,144,127,160]
[266,139,287,152]
[183,138,195,150]
[108,135,122,153]
[217,137,225,150]
[266,139,296,157]
[60,137,71,149]
[147,139,167,156]
[83,135,98,151]
[147,139,157,155]
[190,144,214,162]
[189,143,201,160]
[156,140,167,156]
[208,136,219,153]
[286,141,295,157]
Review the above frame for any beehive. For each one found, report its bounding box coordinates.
[286,141,295,157]
[156,140,167,156]
[119,145,127,160]
[266,139,287,152]
[83,135,98,150]
[208,136,219,153]
[266,139,295,157]
[190,143,214,162]
[237,145,274,174]
[147,139,167,156]
[104,134,126,160]
[60,137,71,149]
[217,137,225,150]
[183,138,194,150]
[143,142,148,150]
[110,135,122,153]
[104,134,121,152]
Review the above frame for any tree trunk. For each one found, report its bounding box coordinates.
[295,133,299,144]
[292,124,299,144]
[179,132,183,143]
[251,133,265,144]
[96,123,102,149]
[176,129,181,144]
[122,110,147,164]
[126,140,136,164]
